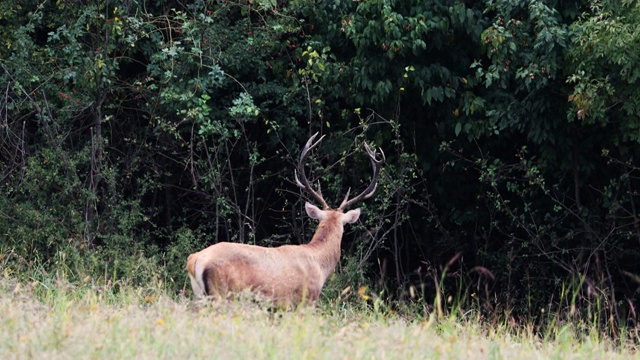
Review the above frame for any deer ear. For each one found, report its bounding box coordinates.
[305,202,327,220]
[342,208,361,224]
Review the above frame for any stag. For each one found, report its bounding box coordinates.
[186,133,384,306]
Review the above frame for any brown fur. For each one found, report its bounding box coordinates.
[186,203,360,306]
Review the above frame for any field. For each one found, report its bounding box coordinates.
[1,277,637,360]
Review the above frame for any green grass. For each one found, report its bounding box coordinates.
[1,275,637,359]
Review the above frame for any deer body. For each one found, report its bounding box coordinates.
[186,133,383,306]
[187,203,360,305]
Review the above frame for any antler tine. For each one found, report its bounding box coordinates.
[364,141,385,166]
[295,132,330,210]
[338,141,385,211]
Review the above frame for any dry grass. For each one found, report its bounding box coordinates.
[0,277,637,360]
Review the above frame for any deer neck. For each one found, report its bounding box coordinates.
[306,217,344,279]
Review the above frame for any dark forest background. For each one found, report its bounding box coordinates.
[1,0,639,333]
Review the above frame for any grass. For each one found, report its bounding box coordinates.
[1,275,637,360]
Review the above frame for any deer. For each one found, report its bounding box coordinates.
[185,132,384,306]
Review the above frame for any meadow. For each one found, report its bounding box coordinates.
[1,275,637,360]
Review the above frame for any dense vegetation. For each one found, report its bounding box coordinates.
[1,0,639,337]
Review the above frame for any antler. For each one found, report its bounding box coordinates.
[337,141,385,212]
[295,132,330,210]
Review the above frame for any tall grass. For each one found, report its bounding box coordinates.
[1,272,637,360]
